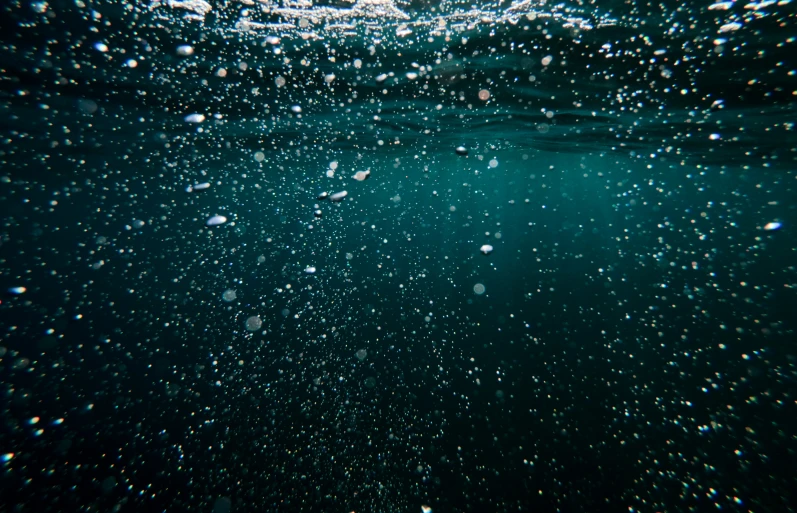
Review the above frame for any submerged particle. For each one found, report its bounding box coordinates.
[421,505,433,513]
[329,191,348,202]
[245,316,262,332]
[186,182,211,193]
[480,244,494,255]
[473,283,486,295]
[206,215,228,226]
[313,209,323,218]
[375,73,388,83]
[764,221,782,231]
[317,191,329,200]
[8,287,26,295]
[719,22,742,33]
[176,45,194,56]
[352,170,371,181]
[184,113,205,123]
[304,266,317,274]
[455,146,468,156]
[291,105,302,114]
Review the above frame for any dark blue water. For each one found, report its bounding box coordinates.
[1,1,796,512]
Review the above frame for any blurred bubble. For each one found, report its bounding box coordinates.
[77,99,98,114]
[213,497,232,513]
[245,316,262,331]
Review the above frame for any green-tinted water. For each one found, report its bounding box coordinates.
[1,1,795,512]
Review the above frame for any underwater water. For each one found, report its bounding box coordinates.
[1,0,796,512]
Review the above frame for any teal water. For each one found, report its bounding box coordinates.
[1,1,796,512]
